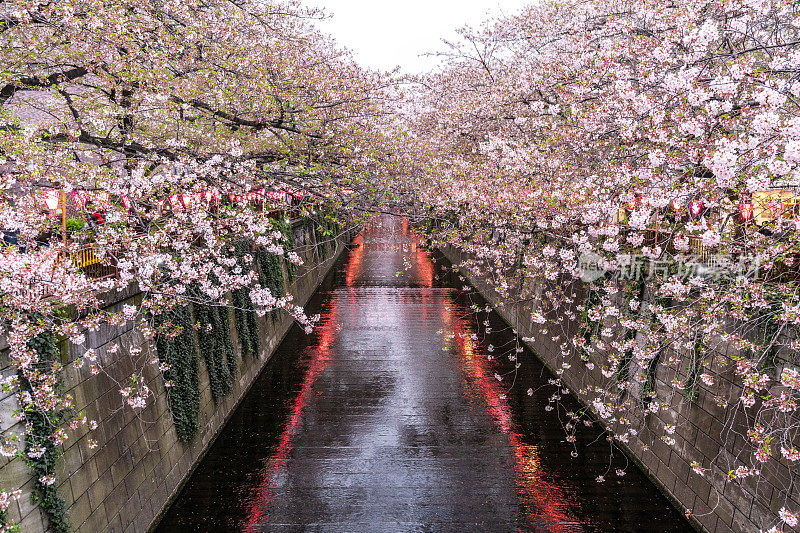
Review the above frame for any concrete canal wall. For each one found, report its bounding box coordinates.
[0,221,353,533]
[440,245,795,533]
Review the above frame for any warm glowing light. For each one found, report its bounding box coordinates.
[169,194,181,208]
[121,195,132,209]
[689,201,703,217]
[41,190,60,210]
[671,199,683,211]
[739,202,753,220]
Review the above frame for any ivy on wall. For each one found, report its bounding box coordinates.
[153,219,331,441]
[641,295,672,404]
[256,245,285,321]
[577,286,603,363]
[756,301,783,374]
[274,219,296,282]
[304,218,329,259]
[19,329,69,533]
[683,334,705,402]
[641,349,662,405]
[615,278,648,384]
[216,305,237,381]
[193,304,236,403]
[154,305,200,442]
[230,239,260,358]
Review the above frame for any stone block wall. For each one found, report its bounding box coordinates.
[0,221,353,532]
[441,245,798,533]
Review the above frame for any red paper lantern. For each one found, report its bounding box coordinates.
[42,190,60,210]
[689,201,703,217]
[671,199,683,211]
[121,195,132,209]
[72,190,87,207]
[739,203,753,220]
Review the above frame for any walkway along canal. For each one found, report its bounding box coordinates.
[156,215,693,532]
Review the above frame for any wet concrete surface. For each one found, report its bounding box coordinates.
[156,215,693,532]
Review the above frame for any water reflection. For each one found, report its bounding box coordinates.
[156,214,692,532]
[242,296,339,530]
[452,321,578,531]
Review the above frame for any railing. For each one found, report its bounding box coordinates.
[72,246,118,280]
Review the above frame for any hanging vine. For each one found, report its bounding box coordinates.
[217,306,237,380]
[18,328,69,533]
[154,305,200,442]
[616,278,648,384]
[193,304,235,403]
[274,219,296,282]
[230,239,260,358]
[256,244,285,321]
[642,295,672,404]
[152,220,304,439]
[577,285,603,364]
[683,334,706,403]
[318,220,330,259]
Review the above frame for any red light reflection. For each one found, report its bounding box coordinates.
[345,233,364,287]
[452,320,580,531]
[413,240,434,288]
[242,291,340,530]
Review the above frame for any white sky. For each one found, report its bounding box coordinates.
[305,0,532,74]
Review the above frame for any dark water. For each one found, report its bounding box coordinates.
[156,215,693,532]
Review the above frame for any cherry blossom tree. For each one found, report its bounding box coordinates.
[0,0,394,527]
[400,0,800,529]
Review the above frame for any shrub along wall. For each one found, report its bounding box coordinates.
[0,219,353,533]
[441,245,796,533]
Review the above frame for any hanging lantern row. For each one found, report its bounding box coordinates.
[626,195,761,221]
[41,186,313,213]
[71,190,111,208]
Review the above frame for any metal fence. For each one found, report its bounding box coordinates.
[73,246,118,280]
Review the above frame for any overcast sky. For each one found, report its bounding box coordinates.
[305,0,532,74]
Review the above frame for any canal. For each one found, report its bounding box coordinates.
[155,214,692,532]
